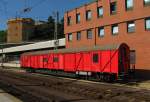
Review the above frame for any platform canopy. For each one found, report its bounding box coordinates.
[0,38,65,54]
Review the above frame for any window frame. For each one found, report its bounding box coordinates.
[145,18,150,30]
[68,33,73,41]
[43,58,48,62]
[127,21,135,33]
[144,0,150,6]
[97,6,103,18]
[112,24,119,35]
[125,0,134,11]
[86,10,92,21]
[93,53,99,63]
[87,29,92,39]
[67,16,72,26]
[77,31,81,40]
[53,57,59,62]
[76,13,81,24]
[98,27,104,37]
[110,2,117,15]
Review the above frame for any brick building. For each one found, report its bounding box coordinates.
[7,18,34,43]
[64,0,150,76]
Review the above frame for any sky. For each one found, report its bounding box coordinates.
[0,0,91,30]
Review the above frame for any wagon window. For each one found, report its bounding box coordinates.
[53,57,59,62]
[43,58,48,62]
[93,54,99,63]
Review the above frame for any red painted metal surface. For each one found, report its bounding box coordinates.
[20,44,130,77]
[38,55,44,68]
[58,54,64,70]
[64,53,76,72]
[21,51,118,72]
[21,50,119,73]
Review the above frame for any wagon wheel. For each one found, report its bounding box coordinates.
[95,73,101,81]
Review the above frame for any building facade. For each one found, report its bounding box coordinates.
[64,0,150,72]
[7,18,34,43]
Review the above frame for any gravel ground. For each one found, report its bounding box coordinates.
[0,68,149,102]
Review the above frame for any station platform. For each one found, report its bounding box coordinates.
[0,63,20,68]
[0,89,22,102]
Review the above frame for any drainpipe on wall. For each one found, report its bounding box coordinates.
[94,27,97,47]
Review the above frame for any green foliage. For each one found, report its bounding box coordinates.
[30,16,64,41]
[57,18,64,39]
[48,16,55,24]
[0,30,7,43]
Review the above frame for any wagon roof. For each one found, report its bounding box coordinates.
[22,44,125,56]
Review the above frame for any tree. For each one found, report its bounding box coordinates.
[48,16,55,24]
[0,30,7,43]
[30,16,64,41]
[57,18,64,39]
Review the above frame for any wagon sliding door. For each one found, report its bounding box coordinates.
[53,54,64,70]
[58,54,64,70]
[64,53,76,72]
[75,53,84,71]
[91,51,101,72]
[101,50,118,74]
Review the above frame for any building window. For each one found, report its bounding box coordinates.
[145,18,150,30]
[112,24,119,35]
[98,27,104,37]
[68,33,72,41]
[126,0,133,10]
[86,10,92,21]
[93,54,99,63]
[130,50,136,64]
[144,0,150,5]
[110,2,117,14]
[76,13,80,23]
[67,16,71,25]
[77,32,81,40]
[98,7,103,17]
[127,21,135,33]
[87,29,92,39]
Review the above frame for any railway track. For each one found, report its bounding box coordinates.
[0,68,150,102]
[0,70,92,102]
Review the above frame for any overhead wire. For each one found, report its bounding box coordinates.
[18,0,48,17]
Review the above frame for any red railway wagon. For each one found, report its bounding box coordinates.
[21,43,131,80]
